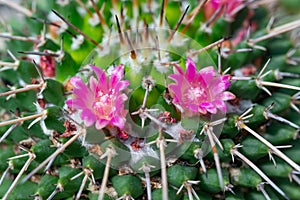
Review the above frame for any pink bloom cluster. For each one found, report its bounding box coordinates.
[204,0,243,21]
[168,58,235,115]
[40,50,56,77]
[66,65,129,130]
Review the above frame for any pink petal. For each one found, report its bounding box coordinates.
[186,58,197,82]
[211,0,221,9]
[173,64,185,75]
[221,75,231,89]
[199,66,216,86]
[70,77,93,103]
[198,107,207,115]
[114,94,128,111]
[168,84,183,102]
[95,119,109,130]
[187,104,199,113]
[111,116,126,129]
[89,76,98,93]
[221,91,236,101]
[208,78,223,95]
[66,98,86,109]
[91,65,108,92]
[115,80,130,93]
[113,64,125,80]
[213,100,227,113]
[81,109,96,126]
[110,64,124,88]
[169,74,184,86]
[200,102,217,114]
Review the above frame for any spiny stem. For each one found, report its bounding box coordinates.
[191,38,229,56]
[248,19,300,44]
[0,123,18,143]
[90,0,108,30]
[76,0,93,17]
[231,148,289,200]
[51,9,103,51]
[2,152,35,200]
[98,148,115,200]
[257,183,271,200]
[141,111,167,129]
[167,5,189,42]
[182,0,207,33]
[207,128,224,190]
[257,58,271,78]
[155,35,161,61]
[157,135,168,200]
[194,148,207,175]
[264,111,299,129]
[259,81,300,91]
[30,17,77,38]
[237,121,300,172]
[186,184,194,200]
[0,33,39,43]
[159,0,167,27]
[228,0,255,20]
[21,129,85,183]
[124,32,137,59]
[0,111,47,127]
[177,181,200,200]
[0,0,33,17]
[133,0,139,21]
[0,60,19,68]
[115,15,125,44]
[75,169,91,200]
[0,162,13,186]
[0,50,19,69]
[0,83,45,98]
[18,51,59,57]
[290,173,300,186]
[47,184,63,200]
[141,164,152,200]
[111,0,118,10]
[204,4,224,29]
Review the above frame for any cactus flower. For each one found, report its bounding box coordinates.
[168,58,235,115]
[40,50,56,77]
[205,0,243,21]
[66,65,130,129]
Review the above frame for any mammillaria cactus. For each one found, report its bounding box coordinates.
[0,0,300,200]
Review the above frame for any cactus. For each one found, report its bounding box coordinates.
[0,0,300,200]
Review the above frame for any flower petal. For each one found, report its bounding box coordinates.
[222,74,231,89]
[95,119,109,130]
[110,64,125,88]
[173,64,185,75]
[111,116,126,129]
[213,100,227,113]
[89,76,98,93]
[81,109,96,126]
[199,66,216,86]
[200,102,217,114]
[186,58,197,82]
[115,80,130,92]
[222,91,236,101]
[70,76,93,104]
[91,65,108,92]
[66,98,86,109]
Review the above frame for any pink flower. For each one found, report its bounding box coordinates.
[66,65,130,130]
[204,0,243,21]
[168,58,235,115]
[40,50,56,77]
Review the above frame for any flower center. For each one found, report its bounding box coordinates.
[184,87,206,103]
[93,91,114,119]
